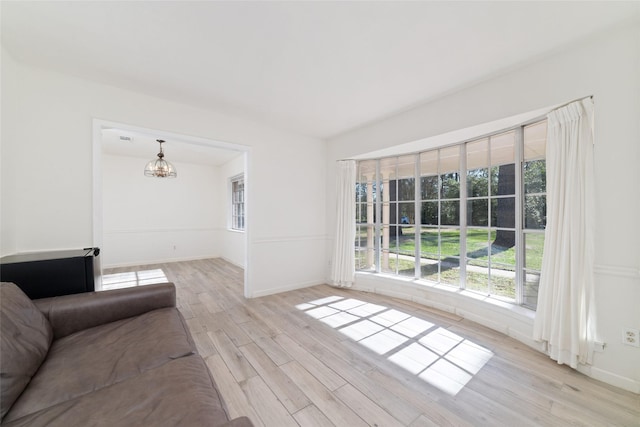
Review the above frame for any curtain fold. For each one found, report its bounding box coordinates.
[533,97,597,369]
[330,160,356,288]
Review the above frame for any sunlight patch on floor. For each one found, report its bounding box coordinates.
[298,295,493,396]
[102,269,168,290]
[339,319,385,341]
[360,328,408,355]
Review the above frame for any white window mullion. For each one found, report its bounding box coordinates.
[374,160,381,273]
[459,144,467,290]
[487,135,500,295]
[436,150,442,282]
[515,126,524,305]
[414,155,421,279]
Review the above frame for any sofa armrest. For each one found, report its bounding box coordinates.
[34,283,176,339]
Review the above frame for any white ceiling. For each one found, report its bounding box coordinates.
[2,1,639,140]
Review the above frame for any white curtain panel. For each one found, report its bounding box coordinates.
[330,160,356,288]
[533,97,597,369]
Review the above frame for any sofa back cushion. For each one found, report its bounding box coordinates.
[1,282,53,419]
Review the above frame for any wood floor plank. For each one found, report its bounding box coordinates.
[185,315,205,334]
[204,354,264,427]
[239,342,310,413]
[292,405,335,427]
[333,383,404,426]
[240,306,284,338]
[191,330,218,358]
[209,311,253,347]
[198,290,224,314]
[261,298,312,332]
[554,383,640,426]
[227,304,255,325]
[468,362,557,422]
[408,415,440,427]
[274,333,347,392]
[189,302,213,324]
[176,299,194,319]
[441,383,540,427]
[208,329,257,383]
[239,320,292,366]
[240,376,299,427]
[105,259,640,427]
[549,400,609,427]
[280,361,368,427]
[256,337,293,366]
[176,286,200,305]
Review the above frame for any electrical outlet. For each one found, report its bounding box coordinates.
[622,328,640,347]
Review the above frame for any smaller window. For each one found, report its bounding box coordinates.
[230,175,245,231]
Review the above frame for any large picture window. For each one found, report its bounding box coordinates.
[355,120,547,309]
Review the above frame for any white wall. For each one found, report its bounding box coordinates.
[102,154,221,267]
[0,49,327,298]
[248,136,327,296]
[0,48,19,256]
[326,22,640,392]
[219,154,246,268]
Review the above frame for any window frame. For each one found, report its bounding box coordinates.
[355,119,547,309]
[229,174,245,232]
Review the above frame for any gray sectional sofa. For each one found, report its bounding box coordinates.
[0,281,253,426]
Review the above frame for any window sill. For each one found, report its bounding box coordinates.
[227,228,245,234]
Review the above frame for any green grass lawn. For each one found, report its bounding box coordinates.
[356,227,544,300]
[394,227,544,270]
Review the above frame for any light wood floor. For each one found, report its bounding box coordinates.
[104,259,640,427]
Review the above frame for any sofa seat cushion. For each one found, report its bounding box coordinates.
[1,355,233,427]
[0,283,53,419]
[4,307,196,421]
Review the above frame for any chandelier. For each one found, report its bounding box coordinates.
[144,139,177,178]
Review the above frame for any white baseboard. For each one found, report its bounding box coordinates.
[587,366,640,394]
[249,279,325,298]
[220,256,245,269]
[102,254,220,269]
